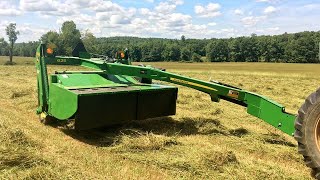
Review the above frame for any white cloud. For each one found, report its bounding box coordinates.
[20,0,57,12]
[20,0,80,17]
[57,14,96,26]
[263,6,277,14]
[90,0,123,12]
[241,16,266,26]
[131,18,149,28]
[268,27,280,31]
[194,3,222,18]
[0,1,22,16]
[208,22,217,26]
[153,0,184,14]
[155,2,177,14]
[0,9,22,16]
[234,9,244,15]
[256,27,280,33]
[139,8,152,15]
[159,13,191,28]
[110,15,131,25]
[64,0,90,9]
[169,0,184,5]
[302,3,320,10]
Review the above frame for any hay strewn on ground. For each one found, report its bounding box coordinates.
[0,56,319,179]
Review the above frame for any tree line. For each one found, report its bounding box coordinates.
[0,21,319,63]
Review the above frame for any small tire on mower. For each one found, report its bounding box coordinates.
[294,88,320,179]
[39,113,57,125]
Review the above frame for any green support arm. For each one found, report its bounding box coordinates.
[35,44,50,114]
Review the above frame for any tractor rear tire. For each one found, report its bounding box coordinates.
[294,88,320,179]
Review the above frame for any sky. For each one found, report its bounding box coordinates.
[0,0,319,42]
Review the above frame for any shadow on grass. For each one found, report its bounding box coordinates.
[51,116,296,148]
[4,61,17,66]
[262,133,296,147]
[59,117,237,147]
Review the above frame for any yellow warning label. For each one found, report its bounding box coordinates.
[170,78,217,91]
[228,90,239,98]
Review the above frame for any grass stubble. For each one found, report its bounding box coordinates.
[0,56,320,179]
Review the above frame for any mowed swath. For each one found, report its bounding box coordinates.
[0,57,319,179]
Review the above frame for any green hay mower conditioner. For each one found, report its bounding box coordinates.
[35,43,320,178]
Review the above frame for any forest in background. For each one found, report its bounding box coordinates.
[0,21,319,63]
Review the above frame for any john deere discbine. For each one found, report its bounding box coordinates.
[35,43,320,178]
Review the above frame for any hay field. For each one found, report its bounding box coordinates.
[1,56,320,179]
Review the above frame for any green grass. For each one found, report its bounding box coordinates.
[1,57,320,179]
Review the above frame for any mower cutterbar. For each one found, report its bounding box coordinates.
[35,43,295,135]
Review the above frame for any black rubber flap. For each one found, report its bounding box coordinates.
[75,92,137,130]
[137,88,177,120]
[75,88,178,130]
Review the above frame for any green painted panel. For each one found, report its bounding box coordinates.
[245,93,296,135]
[57,74,123,88]
[48,84,78,120]
[247,104,261,117]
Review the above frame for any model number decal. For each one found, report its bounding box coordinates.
[57,59,67,63]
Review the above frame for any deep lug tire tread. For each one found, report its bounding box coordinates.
[295,88,320,179]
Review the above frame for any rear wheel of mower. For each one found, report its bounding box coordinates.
[295,88,320,179]
[39,113,57,125]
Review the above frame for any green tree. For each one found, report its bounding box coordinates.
[191,53,202,62]
[60,21,81,55]
[5,23,19,64]
[129,45,142,61]
[181,47,191,61]
[163,44,180,61]
[82,30,97,53]
[181,35,186,43]
[285,34,317,63]
[149,46,163,61]
[241,35,259,62]
[8,25,319,63]
[0,37,8,56]
[206,39,229,62]
[229,38,244,62]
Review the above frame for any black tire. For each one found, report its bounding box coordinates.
[39,114,57,125]
[294,88,320,179]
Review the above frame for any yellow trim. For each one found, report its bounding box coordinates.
[170,78,217,91]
